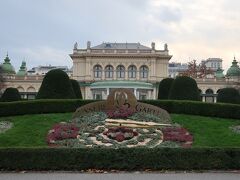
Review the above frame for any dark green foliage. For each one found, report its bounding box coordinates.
[169,76,200,101]
[36,69,76,99]
[158,78,174,99]
[0,99,240,119]
[70,79,82,99]
[141,100,240,120]
[0,99,97,117]
[217,88,240,104]
[1,88,21,102]
[0,148,239,170]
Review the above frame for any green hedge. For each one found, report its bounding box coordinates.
[0,99,97,117]
[141,100,240,120]
[0,148,240,170]
[0,99,239,119]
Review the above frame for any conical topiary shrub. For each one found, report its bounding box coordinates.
[217,88,240,104]
[169,76,200,101]
[36,69,76,99]
[70,79,83,99]
[158,78,174,99]
[1,87,21,102]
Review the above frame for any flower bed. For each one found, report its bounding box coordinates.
[103,127,138,142]
[229,125,240,134]
[0,121,13,134]
[106,106,135,119]
[47,123,79,146]
[47,111,193,148]
[162,127,193,147]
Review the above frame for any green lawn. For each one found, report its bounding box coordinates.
[0,113,239,147]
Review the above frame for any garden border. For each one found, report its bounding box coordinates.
[0,99,239,119]
[0,148,240,170]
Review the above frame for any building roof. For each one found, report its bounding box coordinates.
[90,80,153,89]
[16,61,27,76]
[205,58,223,62]
[91,43,151,50]
[215,68,225,78]
[226,57,240,77]
[0,55,16,74]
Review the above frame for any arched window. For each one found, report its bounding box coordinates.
[105,65,114,78]
[93,65,102,78]
[116,65,125,78]
[140,65,148,78]
[128,65,137,78]
[17,86,24,92]
[206,89,214,94]
[27,87,36,92]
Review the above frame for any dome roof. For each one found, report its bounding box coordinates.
[0,55,16,74]
[215,68,225,78]
[16,61,27,76]
[226,57,240,77]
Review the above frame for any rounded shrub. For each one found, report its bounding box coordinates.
[1,88,21,102]
[217,88,240,104]
[169,76,200,101]
[70,79,82,99]
[158,78,174,99]
[36,69,76,99]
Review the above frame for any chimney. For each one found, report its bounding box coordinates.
[151,42,155,50]
[87,41,91,49]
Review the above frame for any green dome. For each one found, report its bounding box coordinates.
[0,55,16,74]
[215,68,225,78]
[16,61,27,76]
[226,57,240,77]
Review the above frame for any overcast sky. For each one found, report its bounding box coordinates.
[0,0,240,72]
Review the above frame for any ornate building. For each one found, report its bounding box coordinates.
[70,42,171,100]
[0,43,240,102]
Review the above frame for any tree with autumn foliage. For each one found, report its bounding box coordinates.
[180,60,214,78]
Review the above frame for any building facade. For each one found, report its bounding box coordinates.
[202,58,222,70]
[168,62,188,78]
[70,42,171,100]
[1,43,240,102]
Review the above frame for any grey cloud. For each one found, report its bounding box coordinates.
[155,6,182,23]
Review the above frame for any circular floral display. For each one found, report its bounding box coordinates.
[103,127,138,142]
[47,112,193,148]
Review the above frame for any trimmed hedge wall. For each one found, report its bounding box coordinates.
[0,148,240,170]
[169,76,200,101]
[0,99,97,117]
[140,100,240,120]
[37,69,76,99]
[0,99,239,119]
[1,87,21,102]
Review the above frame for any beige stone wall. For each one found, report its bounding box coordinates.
[72,56,171,83]
[1,76,42,94]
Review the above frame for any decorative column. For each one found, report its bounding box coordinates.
[134,88,137,98]
[214,96,217,103]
